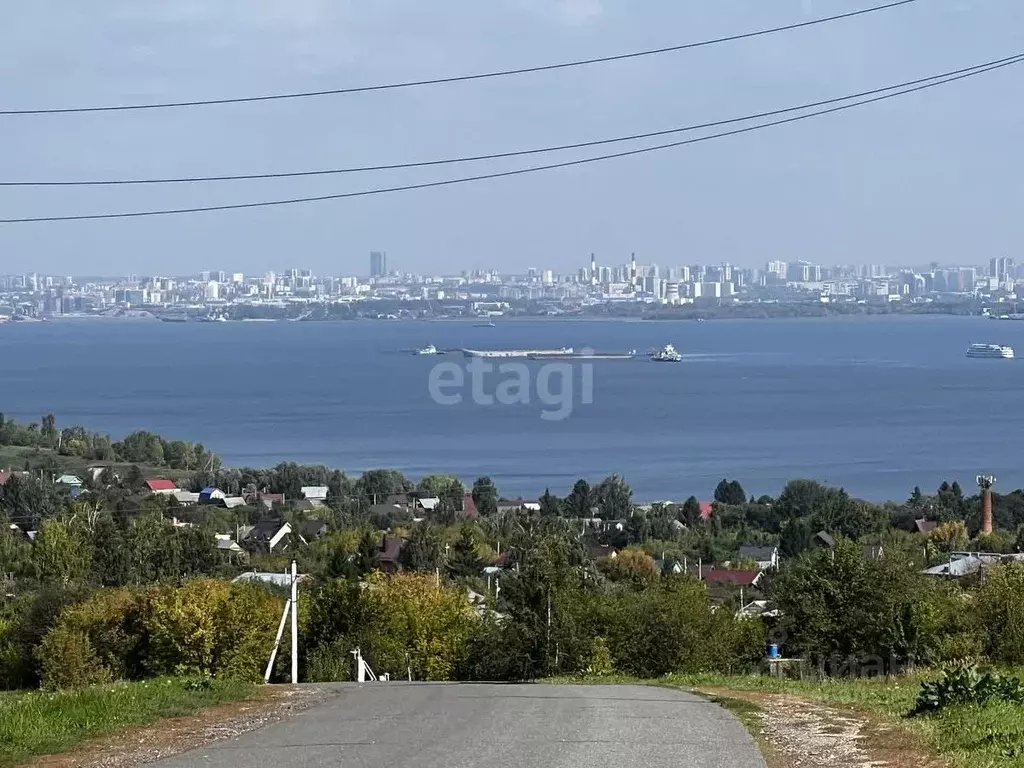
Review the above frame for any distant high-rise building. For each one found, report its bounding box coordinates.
[370,251,387,277]
[215,271,226,283]
[200,271,211,282]
[990,257,1014,281]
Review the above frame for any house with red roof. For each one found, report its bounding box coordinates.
[146,479,178,495]
[0,469,28,487]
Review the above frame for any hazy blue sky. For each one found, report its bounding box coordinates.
[2,0,1022,276]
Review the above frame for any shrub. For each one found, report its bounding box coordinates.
[913,665,1024,715]
[305,639,353,683]
[212,584,285,681]
[49,588,145,681]
[143,580,231,677]
[37,626,111,690]
[975,562,1024,665]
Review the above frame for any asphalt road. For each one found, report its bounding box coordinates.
[153,683,765,768]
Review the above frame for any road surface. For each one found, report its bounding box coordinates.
[153,683,765,768]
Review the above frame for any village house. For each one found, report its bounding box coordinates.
[737,544,780,570]
[145,479,178,495]
[242,520,294,553]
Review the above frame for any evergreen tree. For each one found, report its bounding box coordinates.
[446,525,483,579]
[402,524,445,572]
[355,530,381,575]
[564,479,592,518]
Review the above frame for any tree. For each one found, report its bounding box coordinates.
[773,540,924,674]
[0,474,58,530]
[564,480,593,518]
[355,469,411,505]
[678,496,702,527]
[89,514,132,587]
[928,521,969,553]
[471,477,499,517]
[447,525,483,579]
[538,488,560,517]
[114,431,165,466]
[593,475,632,520]
[714,479,746,506]
[33,519,93,587]
[41,413,57,447]
[401,524,445,572]
[355,530,381,575]
[601,547,658,586]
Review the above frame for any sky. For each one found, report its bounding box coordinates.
[1,0,1023,276]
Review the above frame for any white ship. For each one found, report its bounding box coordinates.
[966,343,1014,359]
[415,344,439,355]
[650,344,682,362]
[461,347,573,359]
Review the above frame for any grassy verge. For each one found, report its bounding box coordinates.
[553,672,1024,768]
[0,678,257,768]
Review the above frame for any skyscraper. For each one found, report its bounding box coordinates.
[370,251,387,277]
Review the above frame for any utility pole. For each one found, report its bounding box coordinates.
[290,559,298,684]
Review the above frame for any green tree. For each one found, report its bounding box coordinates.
[471,477,499,517]
[593,475,632,519]
[564,480,593,518]
[714,479,746,506]
[355,469,411,504]
[447,525,483,579]
[678,496,702,527]
[355,530,381,575]
[773,539,923,673]
[33,519,93,587]
[538,488,560,517]
[401,524,445,572]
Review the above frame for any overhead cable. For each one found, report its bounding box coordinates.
[0,1,916,116]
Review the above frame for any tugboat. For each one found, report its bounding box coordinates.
[650,344,682,362]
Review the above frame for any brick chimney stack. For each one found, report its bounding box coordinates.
[977,475,995,535]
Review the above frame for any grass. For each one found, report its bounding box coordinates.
[0,445,192,481]
[0,678,257,768]
[554,671,1024,768]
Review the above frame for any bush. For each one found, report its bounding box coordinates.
[213,584,285,681]
[913,665,1024,715]
[47,588,145,682]
[975,562,1024,665]
[144,580,231,677]
[305,639,353,683]
[36,626,111,690]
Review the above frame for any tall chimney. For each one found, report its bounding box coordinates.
[977,475,995,535]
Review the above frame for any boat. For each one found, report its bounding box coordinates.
[474,321,496,328]
[528,349,636,360]
[966,343,1014,359]
[415,344,439,355]
[650,344,682,362]
[160,315,188,323]
[461,347,573,359]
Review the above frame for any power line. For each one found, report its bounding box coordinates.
[2,52,1020,225]
[0,1,916,116]
[5,52,1021,188]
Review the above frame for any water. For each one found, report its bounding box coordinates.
[1,315,1021,502]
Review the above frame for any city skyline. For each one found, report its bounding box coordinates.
[1,1,1022,274]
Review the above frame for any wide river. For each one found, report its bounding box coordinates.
[1,315,1021,502]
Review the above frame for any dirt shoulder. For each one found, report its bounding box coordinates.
[27,686,337,768]
[696,687,947,768]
